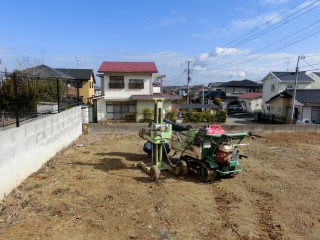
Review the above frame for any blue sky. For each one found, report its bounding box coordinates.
[1,0,320,86]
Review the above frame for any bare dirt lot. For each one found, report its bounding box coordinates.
[0,131,320,240]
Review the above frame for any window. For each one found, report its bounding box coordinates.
[129,79,144,89]
[106,101,136,120]
[271,84,275,91]
[287,84,294,89]
[109,76,124,89]
[234,87,245,93]
[278,106,281,113]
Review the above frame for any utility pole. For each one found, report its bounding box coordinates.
[291,55,305,122]
[186,60,192,104]
[202,84,204,104]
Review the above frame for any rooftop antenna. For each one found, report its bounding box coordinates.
[285,57,292,71]
[41,51,44,64]
[75,56,79,69]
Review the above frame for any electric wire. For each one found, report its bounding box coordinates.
[220,0,308,48]
[192,0,319,63]
[228,0,320,49]
[193,21,320,72]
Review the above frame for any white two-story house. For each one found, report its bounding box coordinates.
[261,71,316,112]
[96,61,179,121]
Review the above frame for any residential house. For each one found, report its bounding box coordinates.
[265,89,320,123]
[308,72,320,88]
[207,82,225,91]
[94,85,101,96]
[189,85,210,103]
[238,92,263,113]
[96,61,180,121]
[261,71,315,112]
[162,86,180,95]
[55,68,96,104]
[218,79,262,97]
[204,90,226,104]
[21,64,74,112]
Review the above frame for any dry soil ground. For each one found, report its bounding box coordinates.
[0,131,320,240]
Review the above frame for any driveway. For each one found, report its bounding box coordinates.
[225,112,258,125]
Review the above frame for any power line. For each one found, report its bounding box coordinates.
[301,58,320,70]
[192,0,319,63]
[222,1,307,46]
[228,0,320,49]
[195,21,320,72]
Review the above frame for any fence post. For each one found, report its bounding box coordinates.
[13,73,20,127]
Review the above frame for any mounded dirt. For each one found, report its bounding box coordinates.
[0,131,320,240]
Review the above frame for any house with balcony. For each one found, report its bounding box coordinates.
[261,71,316,112]
[95,61,180,121]
[55,68,96,104]
[218,79,262,97]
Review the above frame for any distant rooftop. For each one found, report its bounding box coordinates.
[238,92,262,99]
[219,79,262,87]
[55,68,96,83]
[270,71,314,82]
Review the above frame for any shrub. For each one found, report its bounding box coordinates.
[139,108,153,123]
[124,112,136,122]
[215,109,227,122]
[214,97,222,106]
[165,111,176,122]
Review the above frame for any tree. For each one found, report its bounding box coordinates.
[0,71,40,112]
[214,97,222,106]
[0,76,14,111]
[228,99,240,105]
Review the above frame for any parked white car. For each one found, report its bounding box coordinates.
[296,119,314,124]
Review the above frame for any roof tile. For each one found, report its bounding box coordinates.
[238,92,262,99]
[98,61,158,73]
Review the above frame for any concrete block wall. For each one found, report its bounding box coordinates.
[88,123,320,134]
[0,107,82,200]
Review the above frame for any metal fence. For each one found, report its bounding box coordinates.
[0,70,81,130]
[256,113,290,124]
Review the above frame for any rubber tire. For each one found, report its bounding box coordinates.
[203,167,218,182]
[150,165,160,181]
[178,160,188,176]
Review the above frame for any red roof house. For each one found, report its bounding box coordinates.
[98,61,158,73]
[238,92,262,99]
[238,92,263,112]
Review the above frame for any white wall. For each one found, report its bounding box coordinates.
[101,73,153,100]
[242,98,262,112]
[0,107,82,200]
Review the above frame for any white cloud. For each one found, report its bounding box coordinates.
[215,47,245,56]
[231,12,281,30]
